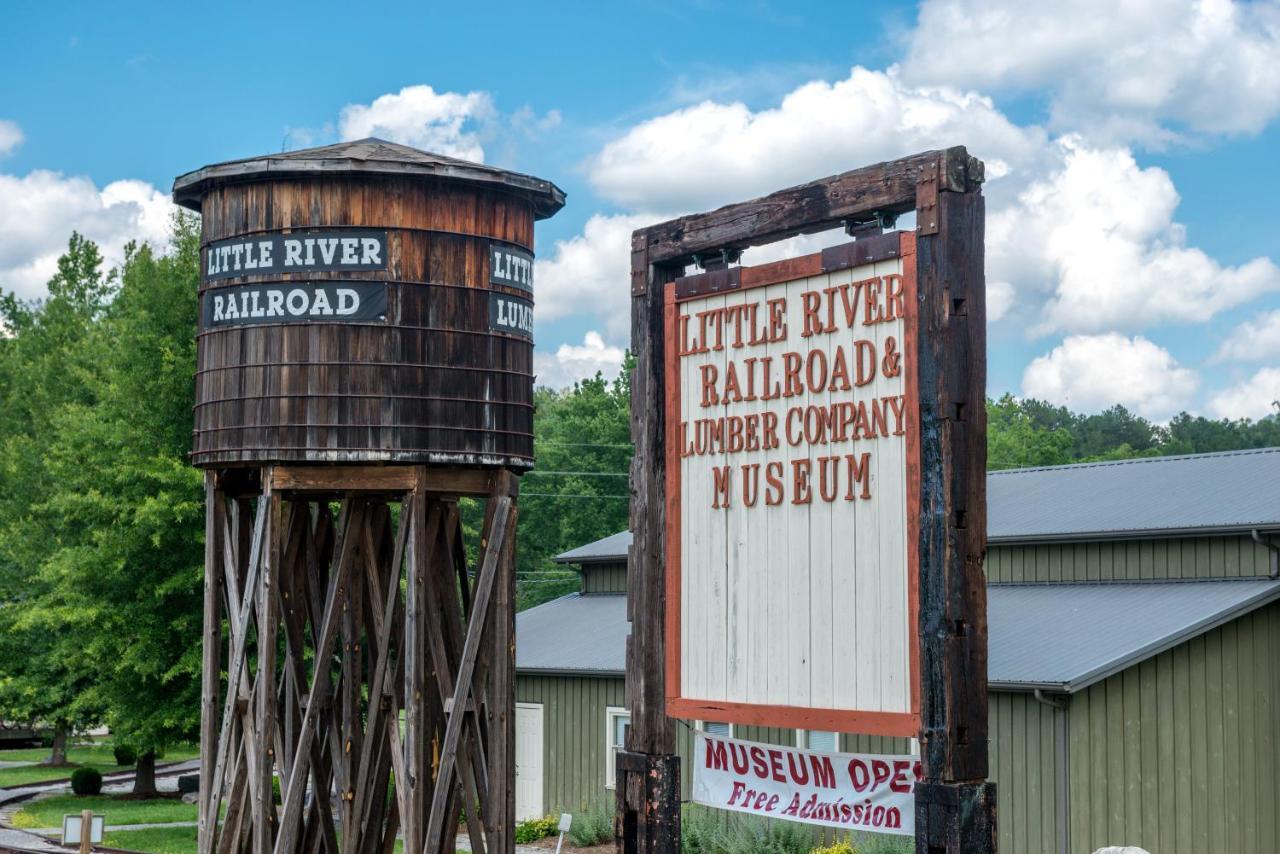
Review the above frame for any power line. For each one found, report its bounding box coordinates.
[535,441,634,449]
[526,470,629,478]
[522,493,629,499]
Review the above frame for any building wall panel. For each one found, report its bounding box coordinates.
[581,563,628,594]
[987,535,1273,583]
[1068,601,1280,854]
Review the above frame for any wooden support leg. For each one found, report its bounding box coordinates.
[201,466,524,854]
[614,752,680,854]
[404,479,430,854]
[425,472,516,854]
[255,488,284,853]
[914,187,995,851]
[200,476,225,854]
[490,480,517,854]
[914,782,996,853]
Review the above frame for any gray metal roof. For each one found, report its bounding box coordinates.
[553,531,633,565]
[516,593,628,676]
[173,137,566,219]
[516,579,1280,692]
[987,578,1280,692]
[987,447,1280,543]
[553,448,1280,562]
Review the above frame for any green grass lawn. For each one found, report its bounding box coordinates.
[103,826,411,854]
[103,825,198,853]
[0,762,119,789]
[0,743,121,765]
[0,741,199,789]
[11,794,196,829]
[0,741,199,766]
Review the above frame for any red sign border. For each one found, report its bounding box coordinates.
[663,230,922,738]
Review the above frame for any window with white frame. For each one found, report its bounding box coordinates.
[605,707,630,789]
[797,729,838,751]
[697,720,734,737]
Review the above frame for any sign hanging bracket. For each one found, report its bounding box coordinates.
[843,210,898,238]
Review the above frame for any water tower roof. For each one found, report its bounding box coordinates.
[173,137,566,219]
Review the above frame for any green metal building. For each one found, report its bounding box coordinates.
[514,449,1280,853]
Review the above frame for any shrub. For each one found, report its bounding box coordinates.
[811,842,856,854]
[682,805,814,854]
[513,815,557,843]
[568,800,614,847]
[113,744,137,766]
[847,834,912,854]
[70,768,103,796]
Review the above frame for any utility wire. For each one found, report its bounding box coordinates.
[522,493,629,499]
[526,471,629,477]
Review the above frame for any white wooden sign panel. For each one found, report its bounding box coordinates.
[664,233,921,736]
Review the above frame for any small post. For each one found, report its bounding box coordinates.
[79,809,93,854]
[554,812,572,854]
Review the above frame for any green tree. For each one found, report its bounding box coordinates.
[36,216,203,792]
[986,394,1073,470]
[514,364,634,608]
[1073,404,1158,459]
[0,233,115,763]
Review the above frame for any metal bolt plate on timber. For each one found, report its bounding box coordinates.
[917,160,940,236]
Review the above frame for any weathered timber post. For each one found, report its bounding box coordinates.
[622,148,993,853]
[175,139,562,854]
[912,163,996,853]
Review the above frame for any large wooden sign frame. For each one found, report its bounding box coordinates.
[619,147,995,854]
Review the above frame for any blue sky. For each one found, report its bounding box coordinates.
[2,0,1279,420]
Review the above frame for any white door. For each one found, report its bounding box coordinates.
[515,702,544,821]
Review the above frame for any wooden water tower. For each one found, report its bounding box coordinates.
[173,138,564,854]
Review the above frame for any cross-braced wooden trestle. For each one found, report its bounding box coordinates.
[198,466,519,854]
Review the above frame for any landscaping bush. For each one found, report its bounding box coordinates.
[112,744,137,766]
[846,834,911,854]
[513,814,557,843]
[681,805,815,854]
[568,800,614,846]
[811,842,856,854]
[810,835,912,854]
[70,767,103,796]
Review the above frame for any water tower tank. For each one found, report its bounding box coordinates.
[173,138,565,470]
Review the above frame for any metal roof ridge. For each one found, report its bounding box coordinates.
[988,445,1280,477]
[987,576,1279,588]
[514,591,581,613]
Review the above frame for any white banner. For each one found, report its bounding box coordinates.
[692,732,919,836]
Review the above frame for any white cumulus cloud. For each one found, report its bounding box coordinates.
[586,66,1046,213]
[988,139,1280,335]
[0,120,22,156]
[0,170,175,301]
[339,84,495,161]
[902,0,1280,143]
[1022,333,1198,420]
[1207,367,1280,420]
[1213,310,1280,363]
[534,331,626,390]
[534,212,661,339]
